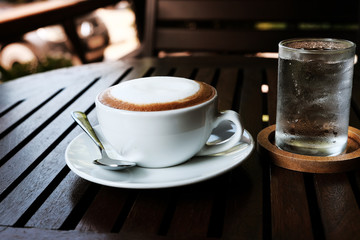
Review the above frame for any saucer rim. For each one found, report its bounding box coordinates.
[65,126,254,189]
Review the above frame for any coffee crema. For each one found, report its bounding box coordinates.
[98,77,216,111]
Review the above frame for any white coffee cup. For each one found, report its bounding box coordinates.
[95,76,243,168]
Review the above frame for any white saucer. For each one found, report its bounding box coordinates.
[65,122,254,189]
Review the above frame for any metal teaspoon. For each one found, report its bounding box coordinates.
[71,111,136,170]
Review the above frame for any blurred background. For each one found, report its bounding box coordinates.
[0,0,140,82]
[0,0,358,82]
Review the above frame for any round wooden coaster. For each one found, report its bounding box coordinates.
[257,125,360,173]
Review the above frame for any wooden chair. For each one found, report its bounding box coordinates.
[0,0,121,63]
[141,0,359,57]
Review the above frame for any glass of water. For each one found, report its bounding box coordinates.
[275,38,356,156]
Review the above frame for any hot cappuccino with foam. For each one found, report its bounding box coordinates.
[98,77,215,111]
[95,76,243,168]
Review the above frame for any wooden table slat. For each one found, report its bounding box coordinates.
[120,190,171,234]
[166,187,214,238]
[0,62,121,105]
[194,68,217,85]
[0,88,63,135]
[270,166,314,240]
[75,186,132,232]
[214,67,239,111]
[173,66,197,79]
[24,171,91,229]
[314,173,360,240]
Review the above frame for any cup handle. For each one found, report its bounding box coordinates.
[196,110,243,156]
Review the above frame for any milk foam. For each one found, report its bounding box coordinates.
[99,76,216,111]
[110,77,200,104]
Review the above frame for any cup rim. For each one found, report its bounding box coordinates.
[279,38,356,54]
[95,89,217,115]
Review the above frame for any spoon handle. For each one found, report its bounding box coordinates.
[71,111,105,150]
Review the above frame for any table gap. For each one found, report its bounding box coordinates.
[157,193,177,236]
[262,164,271,240]
[111,67,133,86]
[167,68,176,76]
[231,68,243,112]
[0,99,25,118]
[206,175,228,238]
[111,191,140,233]
[261,68,272,240]
[0,78,99,168]
[261,69,270,129]
[210,68,221,87]
[59,183,102,231]
[142,67,156,77]
[260,68,276,239]
[189,68,199,80]
[303,173,326,240]
[0,89,64,140]
[351,99,360,121]
[347,171,360,208]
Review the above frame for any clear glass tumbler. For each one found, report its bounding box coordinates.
[275,38,356,156]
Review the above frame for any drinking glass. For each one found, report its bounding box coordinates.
[275,38,356,156]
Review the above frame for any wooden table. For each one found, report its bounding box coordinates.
[1,56,360,239]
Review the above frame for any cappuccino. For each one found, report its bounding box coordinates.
[95,76,243,168]
[98,77,215,111]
